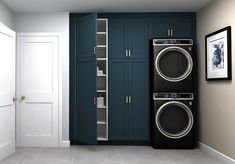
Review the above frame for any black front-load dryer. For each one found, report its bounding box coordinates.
[151,93,195,149]
[152,39,194,93]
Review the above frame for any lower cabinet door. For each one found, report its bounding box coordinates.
[109,59,129,140]
[128,59,150,141]
[76,57,97,144]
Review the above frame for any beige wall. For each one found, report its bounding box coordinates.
[197,0,235,160]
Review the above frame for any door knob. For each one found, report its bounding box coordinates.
[21,96,26,100]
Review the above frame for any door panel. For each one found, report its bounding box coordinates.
[0,23,15,160]
[128,19,149,59]
[109,59,128,140]
[76,57,97,144]
[149,19,170,39]
[70,13,97,144]
[171,18,192,38]
[109,19,127,59]
[129,59,149,141]
[77,14,97,59]
[17,34,59,147]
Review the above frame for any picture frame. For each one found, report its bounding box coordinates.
[205,26,232,81]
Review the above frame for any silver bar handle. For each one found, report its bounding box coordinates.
[126,50,128,57]
[128,50,131,57]
[168,29,170,36]
[94,97,96,105]
[129,96,131,104]
[125,96,129,103]
[94,46,96,55]
[171,29,174,36]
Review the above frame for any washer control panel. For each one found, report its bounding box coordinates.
[153,93,194,100]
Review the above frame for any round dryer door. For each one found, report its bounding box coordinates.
[155,101,193,139]
[155,46,193,82]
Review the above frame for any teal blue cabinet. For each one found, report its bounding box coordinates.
[70,13,196,144]
[108,18,149,142]
[70,13,97,145]
[76,57,97,144]
[128,20,149,59]
[128,59,149,141]
[149,15,194,39]
[109,59,129,141]
[149,18,169,39]
[170,17,194,38]
[109,59,149,142]
[109,18,148,59]
[109,19,127,59]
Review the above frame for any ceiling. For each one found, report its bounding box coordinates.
[3,0,213,13]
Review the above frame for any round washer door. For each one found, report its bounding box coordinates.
[155,101,193,139]
[155,46,193,82]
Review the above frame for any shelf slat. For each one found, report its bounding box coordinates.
[97,121,106,125]
[97,106,107,108]
[97,32,106,35]
[97,74,106,77]
[97,90,106,92]
[97,45,106,48]
[97,58,107,61]
[97,137,108,141]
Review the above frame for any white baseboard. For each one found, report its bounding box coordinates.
[0,142,15,161]
[59,141,70,147]
[199,142,235,164]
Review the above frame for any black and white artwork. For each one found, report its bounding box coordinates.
[212,41,224,70]
[205,26,231,80]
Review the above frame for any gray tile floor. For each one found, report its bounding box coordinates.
[0,146,225,164]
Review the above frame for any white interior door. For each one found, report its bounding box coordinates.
[17,33,60,147]
[0,23,16,160]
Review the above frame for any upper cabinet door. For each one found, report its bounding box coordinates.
[170,18,193,39]
[149,18,170,39]
[76,13,97,59]
[109,19,127,59]
[128,19,149,59]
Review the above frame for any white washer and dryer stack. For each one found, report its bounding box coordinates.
[151,39,195,149]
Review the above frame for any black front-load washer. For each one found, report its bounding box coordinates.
[151,93,195,149]
[152,39,194,93]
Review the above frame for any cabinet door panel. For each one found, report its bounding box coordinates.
[109,59,129,140]
[70,13,97,144]
[128,20,149,59]
[171,18,193,38]
[149,19,170,39]
[76,14,97,59]
[129,59,149,141]
[109,19,127,59]
[76,57,97,144]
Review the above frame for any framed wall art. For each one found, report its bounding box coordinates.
[205,26,232,81]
